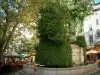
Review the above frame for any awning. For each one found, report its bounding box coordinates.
[16,55,25,59]
[86,50,100,55]
[3,51,19,56]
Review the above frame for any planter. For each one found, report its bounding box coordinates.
[20,63,99,75]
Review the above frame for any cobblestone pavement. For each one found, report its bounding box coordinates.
[1,70,100,75]
[91,71,100,75]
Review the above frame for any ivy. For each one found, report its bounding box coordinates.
[76,36,87,48]
[35,1,72,67]
[35,0,90,67]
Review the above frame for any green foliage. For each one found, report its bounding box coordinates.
[65,0,91,36]
[36,39,72,67]
[9,25,37,54]
[76,36,87,65]
[35,1,72,67]
[0,0,39,57]
[35,0,91,68]
[0,0,25,47]
[76,36,87,48]
[0,0,25,61]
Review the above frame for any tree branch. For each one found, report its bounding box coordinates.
[3,20,19,51]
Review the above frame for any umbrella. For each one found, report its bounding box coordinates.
[16,55,25,59]
[86,50,99,55]
[3,51,19,56]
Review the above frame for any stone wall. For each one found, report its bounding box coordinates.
[20,63,100,75]
[71,44,84,65]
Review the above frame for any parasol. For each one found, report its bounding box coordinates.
[86,50,99,55]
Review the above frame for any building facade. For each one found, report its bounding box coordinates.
[84,2,100,47]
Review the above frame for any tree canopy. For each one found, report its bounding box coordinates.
[0,0,39,61]
[0,0,91,63]
[35,0,91,67]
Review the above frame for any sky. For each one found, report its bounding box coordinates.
[94,0,100,3]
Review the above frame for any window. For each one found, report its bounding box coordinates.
[89,27,93,31]
[96,29,100,38]
[88,27,93,44]
[95,12,97,15]
[96,19,99,25]
[89,35,93,44]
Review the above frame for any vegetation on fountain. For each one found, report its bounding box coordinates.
[35,1,72,67]
[35,0,91,68]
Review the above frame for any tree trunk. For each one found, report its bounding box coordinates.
[0,47,4,62]
[4,23,18,51]
[0,21,18,62]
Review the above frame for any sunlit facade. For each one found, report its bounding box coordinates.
[83,2,100,46]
